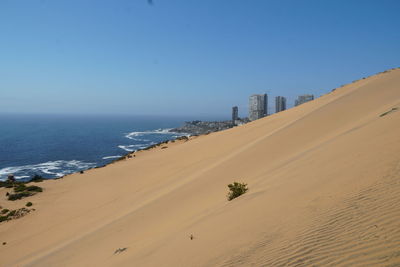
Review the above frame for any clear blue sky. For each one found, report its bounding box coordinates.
[1,0,399,118]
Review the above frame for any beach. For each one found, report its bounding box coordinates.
[1,68,400,266]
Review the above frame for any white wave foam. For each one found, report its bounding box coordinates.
[0,160,96,181]
[121,128,187,152]
[14,175,30,179]
[118,144,152,152]
[102,155,123,160]
[125,137,151,142]
[125,128,174,140]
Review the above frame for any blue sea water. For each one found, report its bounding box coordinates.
[0,114,192,181]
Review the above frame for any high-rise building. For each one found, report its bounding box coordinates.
[249,94,267,121]
[295,94,314,106]
[232,106,238,123]
[275,96,287,113]
[263,94,268,116]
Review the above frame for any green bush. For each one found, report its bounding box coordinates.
[7,183,43,201]
[0,208,32,223]
[1,209,9,214]
[26,202,33,207]
[8,192,32,201]
[0,181,14,188]
[227,182,248,201]
[8,210,16,216]
[25,185,43,192]
[14,184,27,192]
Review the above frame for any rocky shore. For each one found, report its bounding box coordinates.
[170,120,236,135]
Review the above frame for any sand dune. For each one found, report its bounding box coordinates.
[1,68,400,266]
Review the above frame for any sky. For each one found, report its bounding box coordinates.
[1,0,399,118]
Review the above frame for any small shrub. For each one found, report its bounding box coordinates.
[1,208,31,222]
[8,191,32,201]
[0,181,14,188]
[14,184,27,192]
[227,182,248,201]
[25,185,43,192]
[26,202,33,207]
[7,184,43,201]
[1,209,9,214]
[8,210,16,216]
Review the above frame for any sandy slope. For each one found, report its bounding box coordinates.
[1,68,400,266]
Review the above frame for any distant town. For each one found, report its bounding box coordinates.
[171,94,315,135]
[233,94,314,124]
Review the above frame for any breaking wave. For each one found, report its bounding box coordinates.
[125,128,174,141]
[0,160,96,181]
[118,144,154,152]
[118,128,186,152]
[102,155,123,160]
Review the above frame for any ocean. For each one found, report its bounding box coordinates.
[0,114,196,181]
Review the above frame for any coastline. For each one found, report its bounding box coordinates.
[0,127,190,182]
[0,116,192,182]
[95,135,193,168]
[0,118,235,183]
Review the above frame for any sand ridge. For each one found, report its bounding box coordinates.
[1,68,400,266]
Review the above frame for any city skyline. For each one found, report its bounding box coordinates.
[245,92,314,120]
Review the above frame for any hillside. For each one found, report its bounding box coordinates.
[1,68,400,266]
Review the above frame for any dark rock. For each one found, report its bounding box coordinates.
[170,120,239,135]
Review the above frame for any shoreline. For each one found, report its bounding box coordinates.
[94,135,193,169]
[0,133,199,223]
[0,130,192,183]
[1,117,240,183]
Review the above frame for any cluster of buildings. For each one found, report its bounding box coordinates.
[232,93,314,123]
